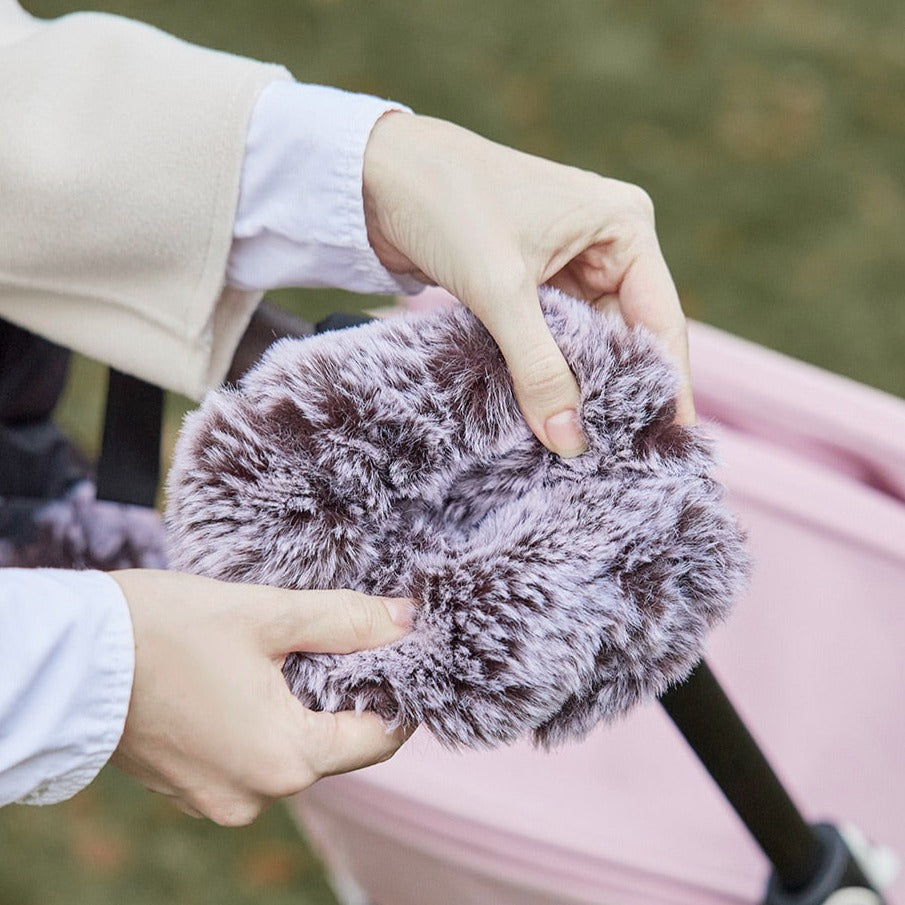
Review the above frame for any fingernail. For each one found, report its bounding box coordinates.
[544,408,587,457]
[383,598,416,630]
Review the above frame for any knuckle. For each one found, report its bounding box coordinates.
[210,798,261,828]
[624,183,655,221]
[193,788,263,827]
[374,734,404,765]
[588,177,656,231]
[516,351,577,407]
[338,590,381,647]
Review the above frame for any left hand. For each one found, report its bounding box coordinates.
[362,113,694,458]
[109,570,413,826]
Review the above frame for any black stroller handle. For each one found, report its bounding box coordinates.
[660,661,880,905]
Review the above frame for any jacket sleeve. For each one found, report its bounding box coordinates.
[0,569,134,807]
[0,7,289,400]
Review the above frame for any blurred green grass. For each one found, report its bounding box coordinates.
[0,767,337,905]
[6,0,905,902]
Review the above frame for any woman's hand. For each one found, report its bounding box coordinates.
[110,570,414,826]
[363,113,694,456]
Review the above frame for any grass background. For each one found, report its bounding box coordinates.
[4,1,904,902]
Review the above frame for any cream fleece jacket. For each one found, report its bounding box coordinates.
[0,1,289,399]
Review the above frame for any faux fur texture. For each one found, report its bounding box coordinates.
[166,290,749,748]
[0,479,167,570]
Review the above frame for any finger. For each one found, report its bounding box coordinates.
[257,588,415,657]
[304,709,412,778]
[463,279,588,458]
[617,245,696,425]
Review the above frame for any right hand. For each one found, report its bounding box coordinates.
[109,569,414,826]
[362,113,695,455]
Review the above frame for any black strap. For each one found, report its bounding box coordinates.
[0,319,84,499]
[0,318,70,423]
[315,311,372,334]
[95,369,163,507]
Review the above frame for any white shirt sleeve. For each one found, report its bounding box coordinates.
[0,569,134,807]
[226,80,424,295]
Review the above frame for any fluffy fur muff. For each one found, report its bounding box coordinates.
[166,290,749,748]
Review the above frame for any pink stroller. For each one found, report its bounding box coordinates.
[289,306,905,905]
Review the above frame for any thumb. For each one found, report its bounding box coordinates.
[257,588,415,657]
[303,709,412,778]
[470,287,587,457]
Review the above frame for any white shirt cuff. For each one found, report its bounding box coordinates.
[226,80,423,296]
[0,570,134,806]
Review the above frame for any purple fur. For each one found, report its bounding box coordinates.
[0,480,167,570]
[165,290,749,748]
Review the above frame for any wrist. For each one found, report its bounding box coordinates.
[362,110,418,274]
